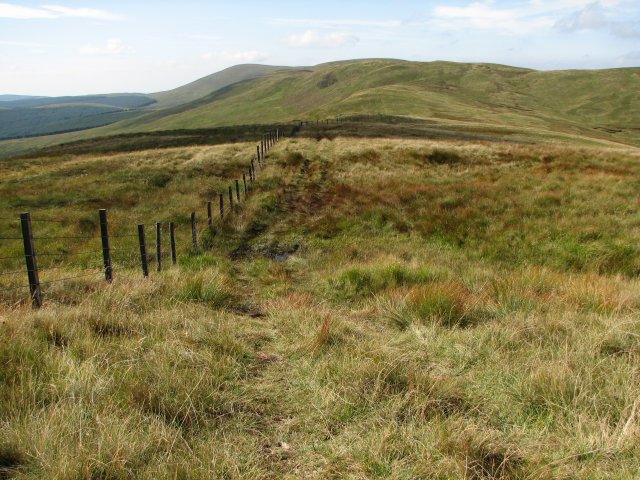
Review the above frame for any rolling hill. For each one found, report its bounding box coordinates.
[0,64,286,141]
[149,63,294,108]
[1,59,638,157]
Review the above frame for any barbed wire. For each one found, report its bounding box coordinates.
[0,269,24,277]
[0,134,277,302]
[39,270,103,284]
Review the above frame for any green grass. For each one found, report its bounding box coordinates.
[1,134,640,478]
[2,59,639,159]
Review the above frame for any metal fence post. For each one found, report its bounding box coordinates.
[20,212,41,308]
[137,224,149,278]
[99,209,113,283]
[191,212,197,249]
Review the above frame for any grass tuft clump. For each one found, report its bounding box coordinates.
[331,263,443,299]
[176,273,233,308]
[407,282,494,328]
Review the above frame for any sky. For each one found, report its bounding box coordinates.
[0,0,639,96]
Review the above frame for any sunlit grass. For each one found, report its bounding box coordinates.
[1,136,640,478]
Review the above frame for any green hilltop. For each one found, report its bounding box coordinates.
[1,59,638,157]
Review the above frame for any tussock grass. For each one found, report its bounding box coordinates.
[1,136,640,478]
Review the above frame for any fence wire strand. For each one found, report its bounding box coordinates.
[0,132,275,303]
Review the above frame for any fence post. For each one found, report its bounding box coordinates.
[156,222,162,272]
[191,212,197,249]
[257,146,261,166]
[243,173,247,195]
[20,212,41,308]
[219,193,224,221]
[207,201,213,227]
[170,222,177,265]
[137,224,149,278]
[251,159,255,180]
[235,180,241,203]
[98,209,113,283]
[228,186,234,210]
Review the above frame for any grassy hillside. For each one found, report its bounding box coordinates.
[150,64,294,108]
[127,60,640,146]
[0,66,291,142]
[0,105,144,140]
[1,59,638,157]
[0,94,156,140]
[1,134,640,478]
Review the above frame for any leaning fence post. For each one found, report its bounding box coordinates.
[243,173,247,195]
[219,193,224,221]
[228,186,234,210]
[207,201,213,227]
[156,222,162,272]
[170,222,177,265]
[191,212,197,249]
[20,212,41,308]
[235,179,241,203]
[137,224,149,278]
[99,209,113,283]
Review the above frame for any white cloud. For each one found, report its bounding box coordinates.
[285,30,359,48]
[200,50,267,63]
[556,2,608,30]
[0,3,120,20]
[555,2,640,38]
[80,38,131,55]
[431,2,555,34]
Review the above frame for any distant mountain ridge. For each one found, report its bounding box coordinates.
[0,65,283,140]
[0,95,48,102]
[1,59,639,154]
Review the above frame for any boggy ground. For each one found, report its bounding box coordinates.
[1,136,640,479]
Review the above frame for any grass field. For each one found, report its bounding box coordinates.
[1,125,640,478]
[1,59,639,160]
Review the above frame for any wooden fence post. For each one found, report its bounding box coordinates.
[251,159,255,180]
[99,209,113,283]
[228,186,234,210]
[235,180,240,203]
[156,222,162,272]
[20,212,41,308]
[170,222,177,265]
[207,201,213,227]
[219,193,224,221]
[257,146,261,166]
[261,141,264,162]
[191,212,197,249]
[243,173,247,195]
[137,224,149,278]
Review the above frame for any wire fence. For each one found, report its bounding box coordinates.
[0,128,284,307]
